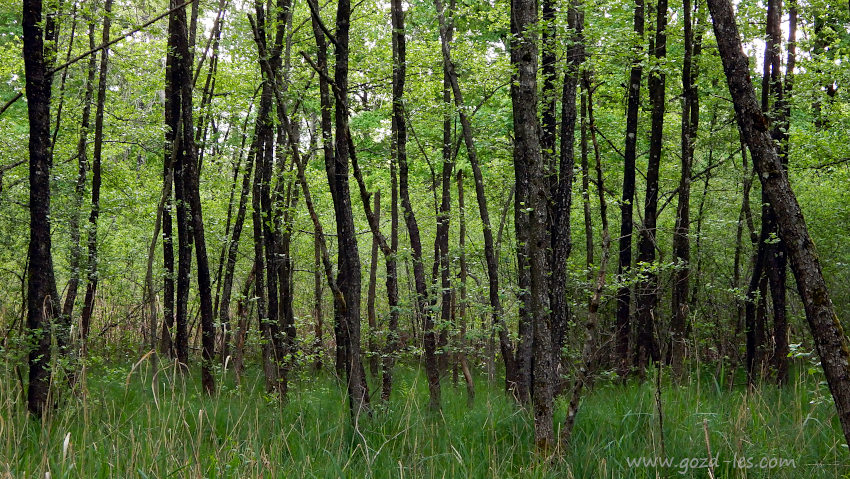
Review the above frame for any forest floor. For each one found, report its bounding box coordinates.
[1,357,848,478]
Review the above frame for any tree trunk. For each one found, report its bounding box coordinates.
[510,0,553,449]
[23,0,61,417]
[708,0,850,446]
[551,0,585,385]
[217,105,256,364]
[771,3,796,385]
[397,0,439,411]
[616,0,645,376]
[634,0,666,374]
[670,0,701,379]
[334,0,371,416]
[382,144,401,400]
[434,0,516,396]
[62,21,97,322]
[80,0,113,343]
[170,0,216,394]
[366,191,381,377]
[456,169,475,404]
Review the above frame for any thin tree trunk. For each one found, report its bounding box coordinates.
[456,169,475,404]
[366,191,381,377]
[381,144,401,400]
[670,0,701,378]
[313,228,325,371]
[80,0,113,343]
[616,0,645,376]
[217,103,255,364]
[708,0,850,446]
[434,0,516,396]
[62,21,97,322]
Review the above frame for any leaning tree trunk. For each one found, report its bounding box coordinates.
[434,0,517,395]
[23,0,61,417]
[708,0,850,446]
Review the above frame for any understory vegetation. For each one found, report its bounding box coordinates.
[1,359,848,478]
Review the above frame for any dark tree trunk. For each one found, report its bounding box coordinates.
[435,4,456,377]
[395,0,439,411]
[62,21,97,322]
[616,0,645,376]
[171,0,216,394]
[670,0,701,378]
[306,0,347,379]
[551,0,585,383]
[708,0,850,446]
[381,145,401,401]
[80,0,113,343]
[313,229,325,371]
[334,0,371,416]
[456,169,475,404]
[771,4,796,385]
[366,191,381,377]
[434,0,516,396]
[217,106,256,364]
[250,82,276,390]
[168,0,191,368]
[23,0,61,417]
[510,0,553,449]
[634,0,666,374]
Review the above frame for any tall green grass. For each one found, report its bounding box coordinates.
[1,358,847,478]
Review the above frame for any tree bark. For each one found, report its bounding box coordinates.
[634,0,667,373]
[616,0,645,376]
[434,0,517,396]
[670,0,701,378]
[334,0,371,415]
[708,0,850,446]
[80,0,113,343]
[396,0,439,411]
[23,0,61,417]
[551,0,585,383]
[62,21,97,323]
[510,0,553,449]
[366,191,381,377]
